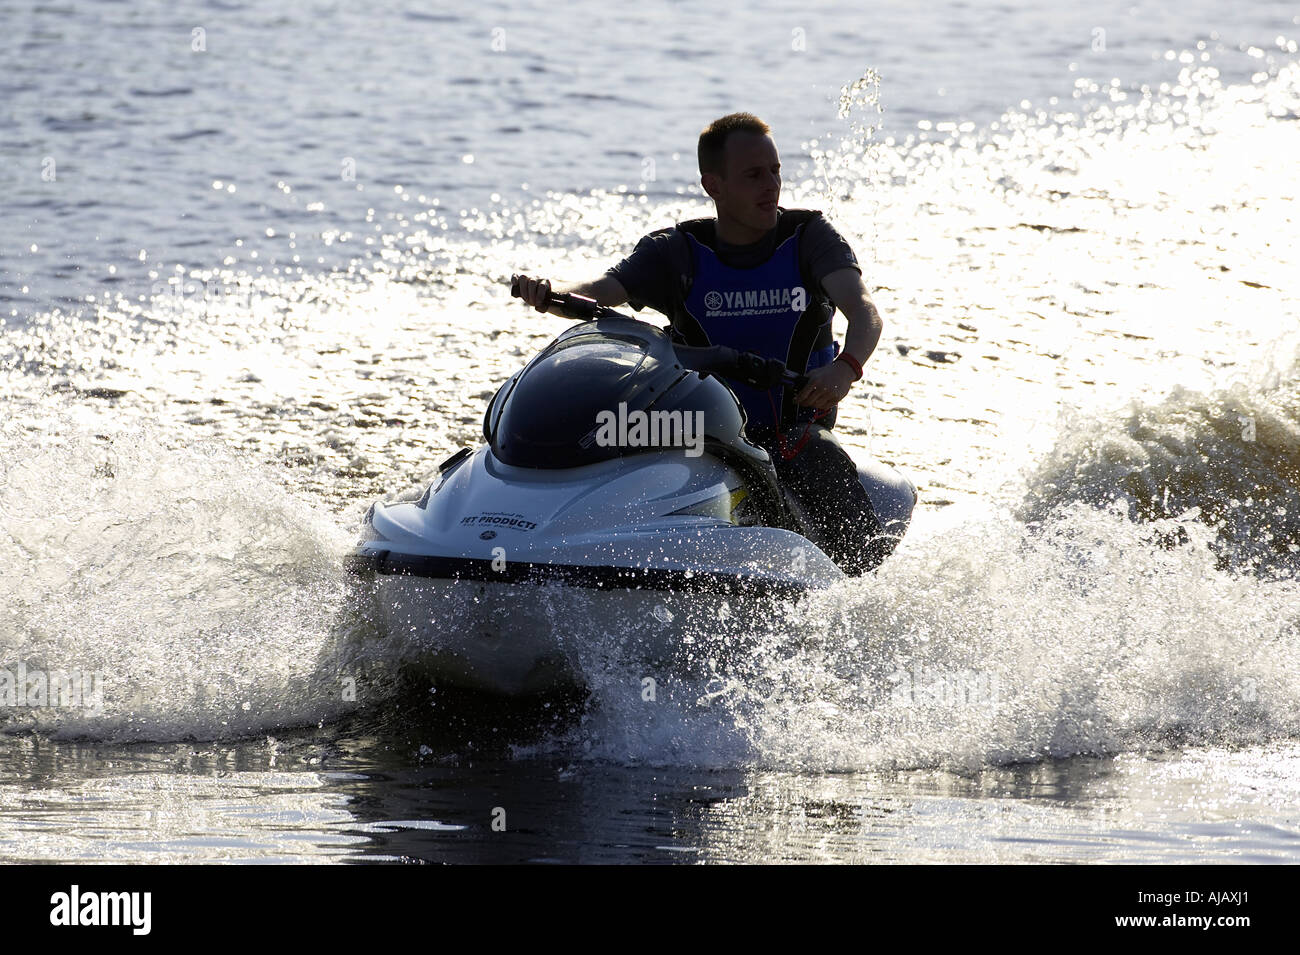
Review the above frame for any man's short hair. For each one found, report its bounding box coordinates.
[698,112,771,177]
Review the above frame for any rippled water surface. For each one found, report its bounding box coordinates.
[3,0,1300,863]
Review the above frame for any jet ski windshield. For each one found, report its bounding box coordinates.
[546,334,658,376]
[488,324,689,469]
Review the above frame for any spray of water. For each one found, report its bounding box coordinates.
[0,406,356,740]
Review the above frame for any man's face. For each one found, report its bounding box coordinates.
[704,132,781,234]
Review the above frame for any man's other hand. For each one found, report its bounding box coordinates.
[514,274,552,312]
[794,361,855,410]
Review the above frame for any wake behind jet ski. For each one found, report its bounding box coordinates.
[345,285,916,695]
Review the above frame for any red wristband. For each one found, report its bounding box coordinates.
[835,352,864,381]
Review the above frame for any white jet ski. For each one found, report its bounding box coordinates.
[346,287,915,695]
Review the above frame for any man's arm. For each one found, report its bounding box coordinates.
[822,267,883,366]
[794,267,884,409]
[513,273,628,315]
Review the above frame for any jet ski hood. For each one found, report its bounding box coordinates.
[484,316,753,469]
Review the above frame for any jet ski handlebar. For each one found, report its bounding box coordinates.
[670,344,807,391]
[509,274,808,392]
[510,274,621,321]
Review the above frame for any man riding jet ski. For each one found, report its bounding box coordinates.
[346,114,915,695]
[514,111,904,574]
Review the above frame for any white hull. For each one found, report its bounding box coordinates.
[363,574,782,696]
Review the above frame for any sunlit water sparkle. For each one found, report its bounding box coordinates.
[2,0,1300,862]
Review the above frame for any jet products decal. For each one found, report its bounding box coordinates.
[460,512,538,532]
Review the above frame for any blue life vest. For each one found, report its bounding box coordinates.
[672,210,838,432]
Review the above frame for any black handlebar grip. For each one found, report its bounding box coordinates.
[510,274,522,298]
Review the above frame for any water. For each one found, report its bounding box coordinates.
[3,0,1300,863]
